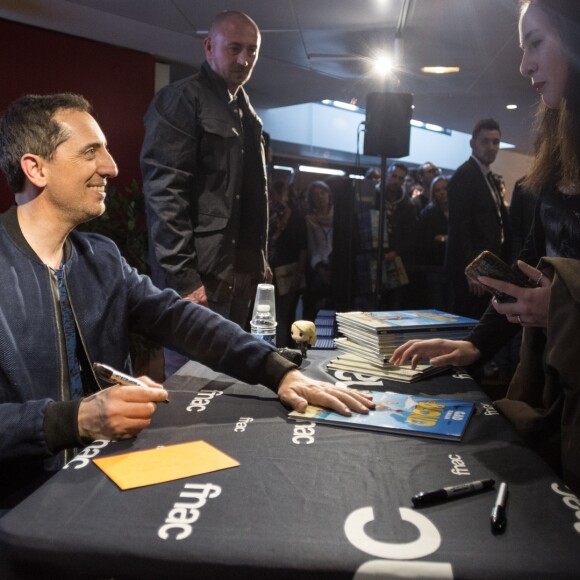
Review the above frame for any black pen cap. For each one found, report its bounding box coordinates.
[412,489,447,506]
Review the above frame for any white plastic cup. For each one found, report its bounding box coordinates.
[251,283,276,322]
[250,284,277,344]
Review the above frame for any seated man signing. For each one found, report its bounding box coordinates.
[0,94,373,509]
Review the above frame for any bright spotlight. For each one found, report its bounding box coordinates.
[373,54,393,77]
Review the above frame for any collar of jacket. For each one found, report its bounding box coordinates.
[201,61,245,106]
[1,205,72,266]
[200,61,262,128]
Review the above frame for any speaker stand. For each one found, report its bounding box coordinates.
[374,155,387,310]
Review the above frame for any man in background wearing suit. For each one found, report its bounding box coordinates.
[445,118,510,319]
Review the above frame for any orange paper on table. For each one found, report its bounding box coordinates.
[93,440,239,490]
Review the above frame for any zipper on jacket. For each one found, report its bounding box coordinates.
[63,266,102,392]
[47,265,69,403]
[47,265,75,465]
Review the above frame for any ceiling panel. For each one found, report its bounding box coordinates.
[172,0,297,33]
[291,0,404,30]
[67,0,196,33]
[0,0,537,152]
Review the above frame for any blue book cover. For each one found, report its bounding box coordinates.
[336,310,478,335]
[289,390,474,441]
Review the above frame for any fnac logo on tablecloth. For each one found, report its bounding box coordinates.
[481,402,499,416]
[292,421,317,444]
[449,454,471,476]
[234,417,253,432]
[344,506,453,578]
[331,370,384,390]
[186,389,223,412]
[63,439,111,469]
[158,482,222,540]
[551,483,580,534]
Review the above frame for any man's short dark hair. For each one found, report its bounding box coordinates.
[471,118,501,140]
[387,162,408,175]
[417,161,438,179]
[0,93,92,193]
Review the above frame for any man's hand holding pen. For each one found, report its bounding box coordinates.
[79,367,169,441]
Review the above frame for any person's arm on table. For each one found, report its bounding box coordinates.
[277,369,374,416]
[390,339,481,370]
[122,259,373,417]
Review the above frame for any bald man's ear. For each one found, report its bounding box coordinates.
[20,154,47,188]
[203,36,212,58]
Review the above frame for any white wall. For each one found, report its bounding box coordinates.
[493,151,532,203]
[258,102,532,203]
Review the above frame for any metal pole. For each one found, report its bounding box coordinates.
[374,155,387,309]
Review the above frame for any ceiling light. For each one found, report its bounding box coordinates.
[299,165,346,176]
[372,54,393,77]
[322,99,359,112]
[421,66,460,74]
[272,165,294,173]
[506,104,518,110]
[425,123,444,133]
[308,54,362,62]
[410,119,451,136]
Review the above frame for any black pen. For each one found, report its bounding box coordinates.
[412,478,495,506]
[490,481,508,534]
[93,362,169,403]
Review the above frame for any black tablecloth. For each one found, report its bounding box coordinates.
[1,352,579,579]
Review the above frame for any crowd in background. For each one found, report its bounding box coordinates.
[268,157,533,385]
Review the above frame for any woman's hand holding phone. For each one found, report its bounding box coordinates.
[480,260,551,327]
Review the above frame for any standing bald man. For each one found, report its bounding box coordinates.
[141,11,270,376]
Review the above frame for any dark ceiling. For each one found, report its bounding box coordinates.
[0,0,537,154]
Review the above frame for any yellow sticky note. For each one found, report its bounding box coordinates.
[93,440,239,490]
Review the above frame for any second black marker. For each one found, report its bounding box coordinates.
[412,478,495,506]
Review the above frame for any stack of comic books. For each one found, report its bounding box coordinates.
[330,310,478,382]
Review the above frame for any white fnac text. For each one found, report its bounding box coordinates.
[551,482,580,534]
[186,389,223,412]
[292,421,316,444]
[234,417,253,432]
[448,453,471,476]
[331,370,383,389]
[481,402,499,416]
[158,483,222,540]
[345,506,453,577]
[452,370,472,380]
[63,439,111,470]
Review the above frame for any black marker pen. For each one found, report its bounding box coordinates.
[93,362,169,403]
[412,478,495,506]
[490,481,508,534]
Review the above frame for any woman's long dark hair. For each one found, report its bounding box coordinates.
[520,0,580,193]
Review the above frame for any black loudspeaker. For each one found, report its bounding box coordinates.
[363,92,413,158]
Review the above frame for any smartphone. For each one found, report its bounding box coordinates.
[464,251,535,303]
